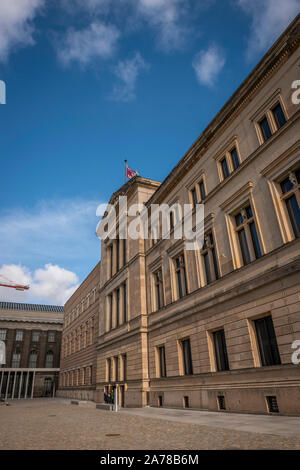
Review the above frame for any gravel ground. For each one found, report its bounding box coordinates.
[1,399,300,450]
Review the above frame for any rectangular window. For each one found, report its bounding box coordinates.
[199,180,206,201]
[48,331,55,342]
[109,245,113,278]
[123,282,127,322]
[220,157,230,179]
[116,288,120,328]
[123,238,127,265]
[280,171,300,238]
[266,395,279,413]
[31,331,40,342]
[259,116,272,142]
[235,205,262,266]
[175,254,188,299]
[115,356,119,382]
[107,358,111,382]
[191,187,198,208]
[181,339,193,375]
[158,346,166,378]
[238,228,251,265]
[213,329,229,371]
[12,348,21,368]
[183,396,189,408]
[116,236,120,272]
[218,395,226,410]
[201,232,219,284]
[15,330,23,341]
[230,147,240,170]
[154,269,164,310]
[254,316,281,366]
[0,330,6,341]
[108,294,113,330]
[122,354,127,381]
[272,103,286,129]
[170,210,174,231]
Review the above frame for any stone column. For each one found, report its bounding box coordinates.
[5,371,10,400]
[18,372,23,399]
[25,371,29,399]
[12,371,17,399]
[31,371,36,399]
[0,370,4,396]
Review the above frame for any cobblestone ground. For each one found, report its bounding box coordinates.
[1,399,300,450]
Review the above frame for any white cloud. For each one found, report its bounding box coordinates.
[135,0,190,52]
[0,0,44,62]
[57,21,120,66]
[192,44,226,87]
[111,52,149,101]
[236,0,300,60]
[59,0,204,53]
[0,198,102,279]
[0,263,79,305]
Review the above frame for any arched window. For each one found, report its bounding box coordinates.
[12,347,21,368]
[29,350,37,368]
[45,350,54,368]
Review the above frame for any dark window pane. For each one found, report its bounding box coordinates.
[182,339,193,375]
[249,222,262,259]
[110,245,113,277]
[116,289,120,327]
[238,228,251,265]
[170,211,174,231]
[245,205,253,218]
[176,269,183,298]
[191,188,198,208]
[199,181,206,200]
[123,355,127,381]
[230,147,240,170]
[235,212,243,226]
[285,195,300,238]
[107,359,111,381]
[280,177,293,194]
[254,316,281,366]
[116,236,119,272]
[212,247,220,280]
[259,117,272,141]
[159,346,166,377]
[213,330,229,371]
[109,294,113,329]
[203,252,211,284]
[123,283,127,322]
[272,103,286,129]
[221,158,230,179]
[123,238,127,265]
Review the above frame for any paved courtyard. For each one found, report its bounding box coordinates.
[1,398,300,450]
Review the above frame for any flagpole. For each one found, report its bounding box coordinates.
[124,159,127,184]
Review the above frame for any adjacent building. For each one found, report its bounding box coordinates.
[57,262,100,401]
[0,302,63,399]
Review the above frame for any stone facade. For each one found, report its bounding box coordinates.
[57,262,100,401]
[0,302,63,398]
[93,17,300,415]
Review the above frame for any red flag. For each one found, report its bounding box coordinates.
[126,165,138,179]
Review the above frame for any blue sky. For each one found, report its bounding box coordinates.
[0,0,299,304]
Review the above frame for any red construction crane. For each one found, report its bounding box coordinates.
[0,274,30,291]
